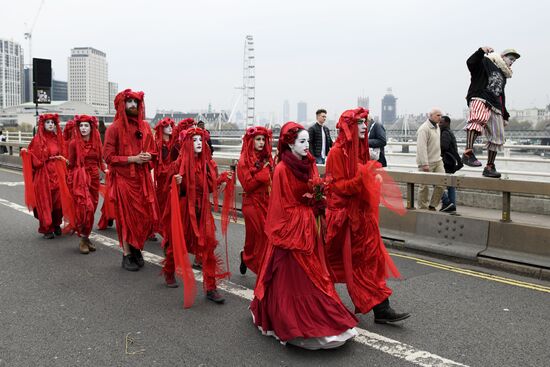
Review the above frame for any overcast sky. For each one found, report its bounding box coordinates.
[2,0,549,122]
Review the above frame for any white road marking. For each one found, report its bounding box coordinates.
[0,196,468,367]
[0,181,24,186]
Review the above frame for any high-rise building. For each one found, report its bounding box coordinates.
[23,67,32,103]
[381,88,397,125]
[283,99,290,122]
[358,96,369,109]
[52,79,68,101]
[297,101,307,123]
[0,39,24,109]
[68,47,109,113]
[108,81,118,114]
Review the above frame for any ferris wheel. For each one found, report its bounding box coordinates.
[243,35,256,127]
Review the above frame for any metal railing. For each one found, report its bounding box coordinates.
[211,157,550,222]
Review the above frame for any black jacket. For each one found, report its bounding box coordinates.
[308,123,332,158]
[440,126,463,174]
[466,48,509,121]
[368,122,387,167]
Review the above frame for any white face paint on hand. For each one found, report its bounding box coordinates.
[163,125,173,135]
[289,129,309,158]
[193,135,203,154]
[254,135,266,151]
[79,122,91,137]
[44,119,56,132]
[358,119,367,139]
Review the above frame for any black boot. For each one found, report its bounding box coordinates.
[130,246,145,268]
[121,254,139,271]
[239,251,247,275]
[43,232,54,239]
[54,226,62,236]
[482,163,501,178]
[373,299,410,324]
[206,289,225,304]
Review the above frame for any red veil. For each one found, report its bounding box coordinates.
[69,115,103,236]
[21,114,74,231]
[169,127,229,308]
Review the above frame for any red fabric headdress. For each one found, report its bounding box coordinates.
[173,118,196,138]
[335,108,370,177]
[154,117,176,156]
[37,113,65,154]
[241,126,274,171]
[276,121,303,162]
[154,117,175,141]
[72,115,102,168]
[113,89,146,156]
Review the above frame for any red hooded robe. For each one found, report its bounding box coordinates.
[153,117,176,212]
[237,126,274,274]
[250,122,357,342]
[161,127,231,300]
[325,108,404,314]
[102,89,159,249]
[68,115,104,237]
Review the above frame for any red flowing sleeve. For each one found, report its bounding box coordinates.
[264,163,316,254]
[326,146,363,197]
[103,125,129,166]
[237,159,270,193]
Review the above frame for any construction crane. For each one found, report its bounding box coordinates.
[24,0,45,66]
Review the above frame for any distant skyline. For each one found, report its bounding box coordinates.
[2,0,549,123]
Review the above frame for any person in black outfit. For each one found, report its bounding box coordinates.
[439,116,463,213]
[462,46,520,178]
[367,117,387,167]
[0,130,7,154]
[308,109,332,164]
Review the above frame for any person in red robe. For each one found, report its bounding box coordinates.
[63,120,76,147]
[325,108,410,324]
[170,118,195,161]
[21,114,67,239]
[103,89,160,271]
[68,115,104,254]
[153,117,175,214]
[237,126,273,275]
[250,122,358,350]
[161,127,232,304]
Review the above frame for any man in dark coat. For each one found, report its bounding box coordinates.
[440,116,463,213]
[367,117,387,167]
[308,109,332,164]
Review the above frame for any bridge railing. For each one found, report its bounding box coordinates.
[211,157,550,222]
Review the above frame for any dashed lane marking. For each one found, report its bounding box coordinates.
[0,181,24,186]
[0,196,469,366]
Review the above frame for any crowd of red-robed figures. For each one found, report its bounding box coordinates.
[20,89,410,350]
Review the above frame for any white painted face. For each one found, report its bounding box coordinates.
[503,55,517,67]
[289,129,309,158]
[193,135,202,154]
[125,98,138,110]
[254,135,265,151]
[358,119,367,139]
[44,119,56,132]
[163,125,173,135]
[79,122,91,137]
